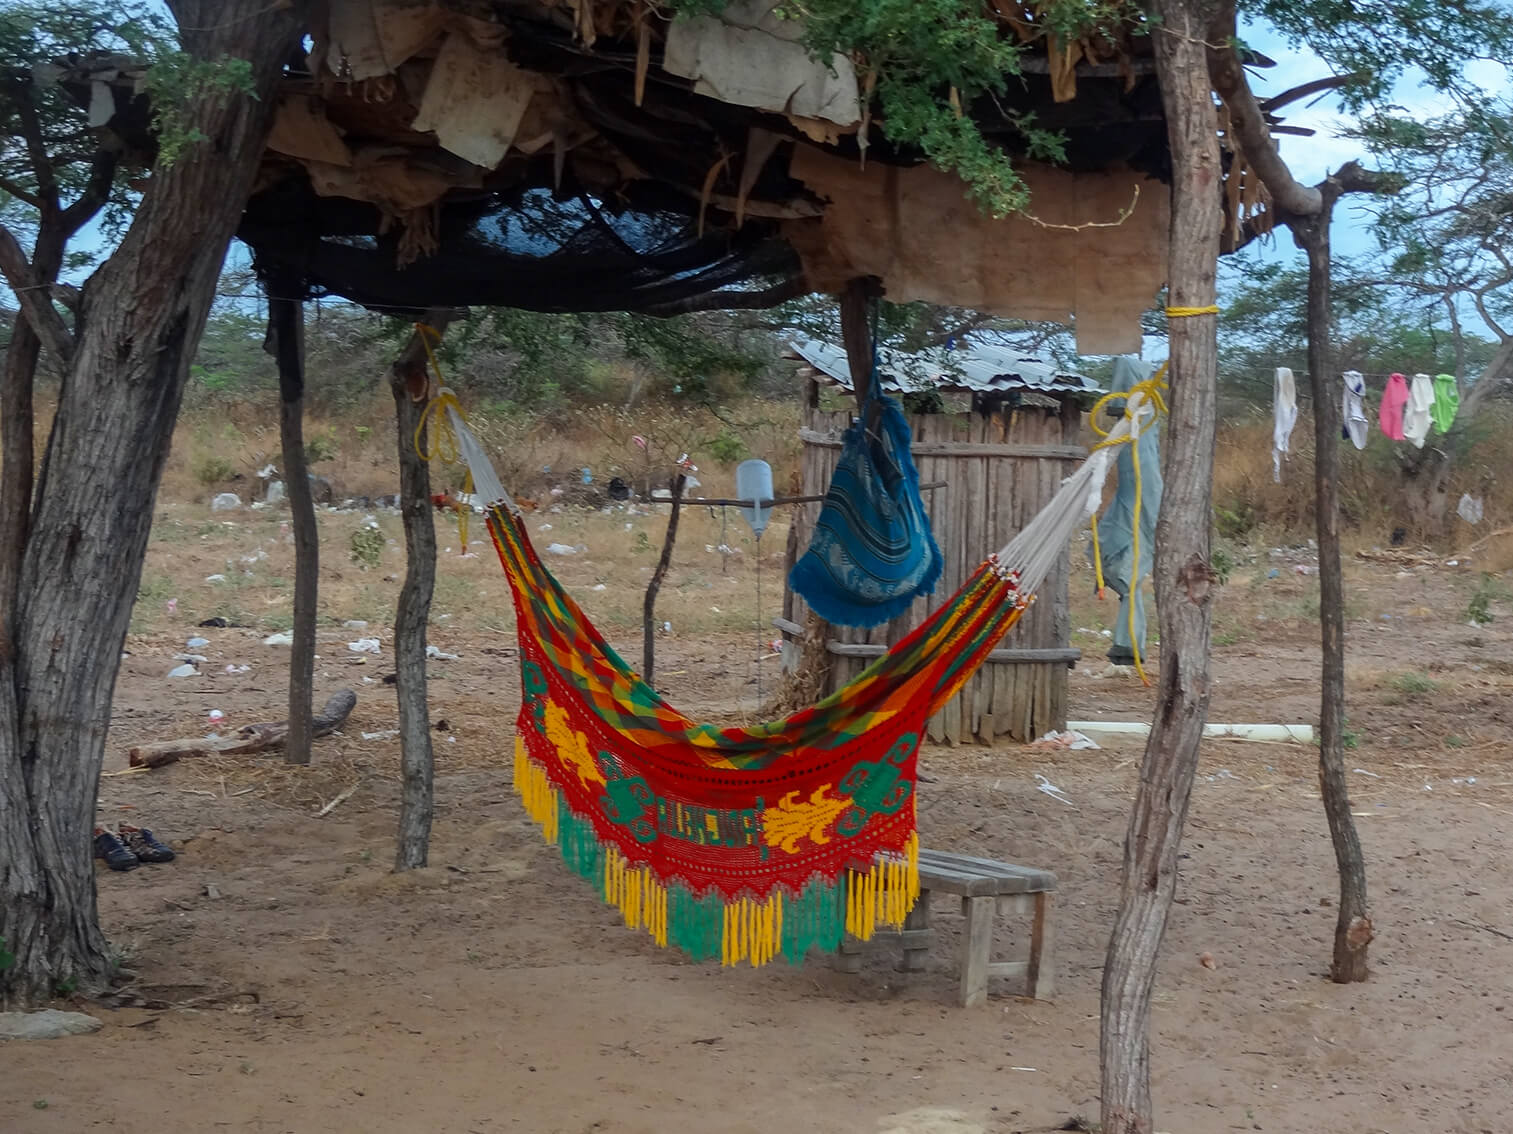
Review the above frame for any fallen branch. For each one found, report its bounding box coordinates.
[316,779,363,817]
[127,689,357,768]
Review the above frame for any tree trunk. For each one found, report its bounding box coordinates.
[642,473,688,687]
[1100,4,1222,1131]
[269,277,319,766]
[1293,213,1373,982]
[0,1,306,1009]
[391,315,455,871]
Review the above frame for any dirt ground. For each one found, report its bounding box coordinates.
[4,500,1513,1134]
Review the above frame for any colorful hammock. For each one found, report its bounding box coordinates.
[440,386,1146,968]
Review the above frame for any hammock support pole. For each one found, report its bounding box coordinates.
[642,472,686,687]
[390,310,460,871]
[266,269,318,767]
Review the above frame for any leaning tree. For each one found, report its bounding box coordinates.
[0,0,309,1008]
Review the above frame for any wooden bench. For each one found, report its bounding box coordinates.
[836,849,1056,1007]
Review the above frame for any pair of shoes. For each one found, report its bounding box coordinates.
[94,826,175,871]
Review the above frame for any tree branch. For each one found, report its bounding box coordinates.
[58,147,120,238]
[0,223,75,364]
[0,176,41,210]
[1208,24,1324,217]
[1259,74,1363,113]
[10,80,59,217]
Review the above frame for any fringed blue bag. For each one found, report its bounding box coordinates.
[789,391,943,628]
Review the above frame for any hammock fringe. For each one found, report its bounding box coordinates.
[514,737,918,966]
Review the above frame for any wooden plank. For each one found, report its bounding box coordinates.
[959,896,995,1007]
[1027,890,1056,999]
[902,896,932,972]
[797,428,1086,460]
[986,960,1030,981]
[918,853,1058,892]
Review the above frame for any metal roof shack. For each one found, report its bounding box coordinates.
[786,336,1101,409]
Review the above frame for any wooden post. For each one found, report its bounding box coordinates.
[390,311,458,871]
[642,473,687,686]
[1100,3,1222,1131]
[267,271,318,767]
[1294,201,1373,982]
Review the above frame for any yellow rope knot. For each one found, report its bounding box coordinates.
[410,322,474,553]
[1087,363,1169,687]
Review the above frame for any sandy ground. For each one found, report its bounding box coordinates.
[3,502,1513,1134]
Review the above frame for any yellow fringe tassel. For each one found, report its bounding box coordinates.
[842,829,922,943]
[513,735,559,843]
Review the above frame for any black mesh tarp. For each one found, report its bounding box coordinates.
[240,175,804,318]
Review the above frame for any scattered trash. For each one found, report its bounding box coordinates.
[223,664,250,674]
[1447,558,1459,567]
[580,467,593,484]
[173,653,208,664]
[361,729,399,741]
[1034,774,1075,806]
[1458,494,1484,524]
[348,638,382,655]
[264,480,286,505]
[1353,768,1380,778]
[426,645,460,660]
[1204,768,1239,782]
[263,631,294,646]
[1099,629,1112,638]
[186,637,210,649]
[164,598,177,614]
[208,710,225,727]
[663,620,672,633]
[342,620,368,631]
[1198,951,1218,970]
[1032,730,1100,750]
[591,583,607,591]
[1267,567,1280,579]
[545,543,578,556]
[210,492,241,512]
[538,523,552,532]
[204,574,227,584]
[166,663,197,678]
[1293,564,1315,576]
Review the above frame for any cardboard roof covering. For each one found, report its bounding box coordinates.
[67,1,1279,338]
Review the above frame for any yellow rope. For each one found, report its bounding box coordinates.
[409,322,476,553]
[1087,365,1170,686]
[1164,304,1220,317]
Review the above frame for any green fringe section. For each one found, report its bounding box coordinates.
[551,801,846,964]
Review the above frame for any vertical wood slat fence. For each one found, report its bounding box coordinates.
[780,388,1084,744]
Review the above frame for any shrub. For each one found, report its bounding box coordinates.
[193,454,236,485]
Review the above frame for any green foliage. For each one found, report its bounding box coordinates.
[706,428,749,464]
[141,52,255,167]
[1390,671,1438,697]
[304,430,340,464]
[193,454,236,485]
[349,523,384,570]
[671,0,1144,218]
[1468,574,1501,626]
[1210,542,1235,585]
[1214,502,1256,541]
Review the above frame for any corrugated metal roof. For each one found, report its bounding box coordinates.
[787,335,1101,399]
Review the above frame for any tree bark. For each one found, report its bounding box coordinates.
[642,473,688,687]
[391,314,456,871]
[268,275,319,766]
[1292,210,1373,982]
[0,1,307,1009]
[1100,4,1223,1131]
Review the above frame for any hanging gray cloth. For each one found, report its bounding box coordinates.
[1089,356,1163,665]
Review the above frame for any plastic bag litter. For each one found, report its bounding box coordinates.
[348,638,382,654]
[262,631,294,646]
[186,636,210,649]
[210,493,241,512]
[1458,494,1484,524]
[166,663,197,678]
[1034,774,1076,806]
[426,645,460,660]
[1032,730,1100,750]
[545,543,579,555]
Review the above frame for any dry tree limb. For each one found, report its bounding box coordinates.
[127,689,357,768]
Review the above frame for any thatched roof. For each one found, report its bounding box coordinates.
[68,2,1280,350]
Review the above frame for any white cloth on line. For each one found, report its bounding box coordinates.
[1272,366,1298,482]
[1342,370,1369,450]
[1403,372,1435,449]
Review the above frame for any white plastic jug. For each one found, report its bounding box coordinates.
[735,459,774,537]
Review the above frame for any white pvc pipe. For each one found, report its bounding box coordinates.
[1067,721,1314,743]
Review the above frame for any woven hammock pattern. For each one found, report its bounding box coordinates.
[490,505,1027,966]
